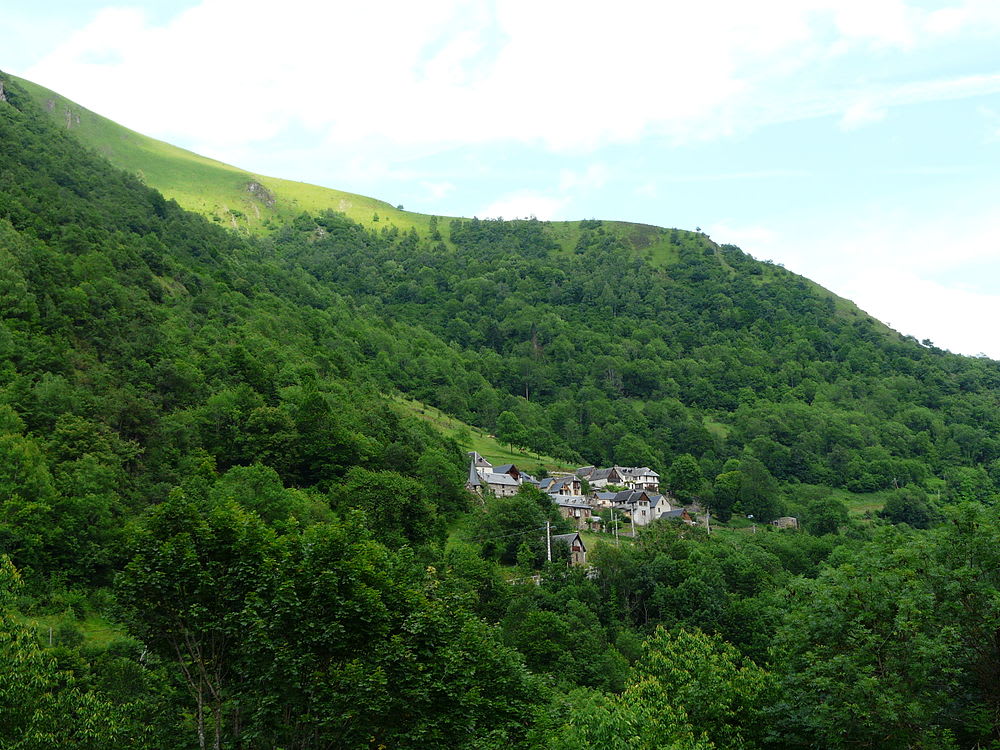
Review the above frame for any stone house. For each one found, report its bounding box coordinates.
[551,495,593,530]
[551,532,587,566]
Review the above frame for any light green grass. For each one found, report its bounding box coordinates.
[391,395,574,472]
[13,74,706,263]
[703,418,731,440]
[15,612,126,648]
[14,75,434,235]
[784,483,890,517]
[579,528,635,550]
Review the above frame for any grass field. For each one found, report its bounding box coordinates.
[13,74,710,266]
[14,75,433,235]
[391,395,575,472]
[15,611,126,648]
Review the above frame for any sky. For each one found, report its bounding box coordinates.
[6,0,1000,357]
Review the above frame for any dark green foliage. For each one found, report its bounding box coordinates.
[9,68,1000,747]
[333,466,441,549]
[880,486,939,528]
[472,488,565,565]
[667,452,705,501]
[116,496,541,748]
[762,506,1000,747]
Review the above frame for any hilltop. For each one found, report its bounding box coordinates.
[5,77,821,275]
[15,74,892,335]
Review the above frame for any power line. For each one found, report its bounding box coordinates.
[459,524,548,545]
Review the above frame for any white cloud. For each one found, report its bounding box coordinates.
[421,180,456,200]
[558,164,609,192]
[634,181,658,198]
[829,0,918,49]
[26,0,1000,164]
[478,191,569,220]
[846,269,1000,358]
[662,169,810,183]
[705,222,780,249]
[718,209,1000,358]
[840,99,888,130]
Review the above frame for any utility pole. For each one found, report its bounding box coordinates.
[613,510,619,547]
[546,520,551,562]
[704,508,711,535]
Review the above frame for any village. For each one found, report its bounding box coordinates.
[466,451,696,565]
[466,451,800,566]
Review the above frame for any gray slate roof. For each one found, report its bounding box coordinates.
[468,451,492,468]
[613,490,652,507]
[484,472,519,486]
[551,532,587,551]
[467,460,482,487]
[550,494,591,509]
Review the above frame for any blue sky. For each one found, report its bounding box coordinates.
[7,0,1000,356]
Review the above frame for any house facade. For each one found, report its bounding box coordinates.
[467,454,538,497]
[611,489,654,527]
[551,532,587,566]
[648,492,673,520]
[551,495,593,530]
[621,467,660,492]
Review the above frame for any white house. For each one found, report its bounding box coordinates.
[621,467,660,492]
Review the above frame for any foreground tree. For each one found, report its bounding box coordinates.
[549,626,771,749]
[0,557,150,749]
[116,491,275,750]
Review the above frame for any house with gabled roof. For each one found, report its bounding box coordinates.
[551,532,587,566]
[539,475,581,496]
[550,495,592,529]
[493,464,522,482]
[611,489,655,526]
[580,464,661,492]
[648,493,673,520]
[587,466,626,489]
[621,467,660,492]
[466,455,526,497]
[469,451,492,470]
[483,471,520,496]
[660,508,694,524]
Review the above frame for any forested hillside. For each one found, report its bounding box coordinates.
[270,191,1000,525]
[4,70,1000,748]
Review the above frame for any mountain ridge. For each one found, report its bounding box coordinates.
[13,72,895,341]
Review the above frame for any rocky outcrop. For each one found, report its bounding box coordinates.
[246,180,276,207]
[0,80,6,103]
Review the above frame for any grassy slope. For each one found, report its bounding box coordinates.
[13,75,428,235]
[13,75,691,261]
[15,612,125,648]
[392,395,574,472]
[17,73,888,331]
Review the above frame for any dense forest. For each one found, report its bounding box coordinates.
[3,70,1000,748]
